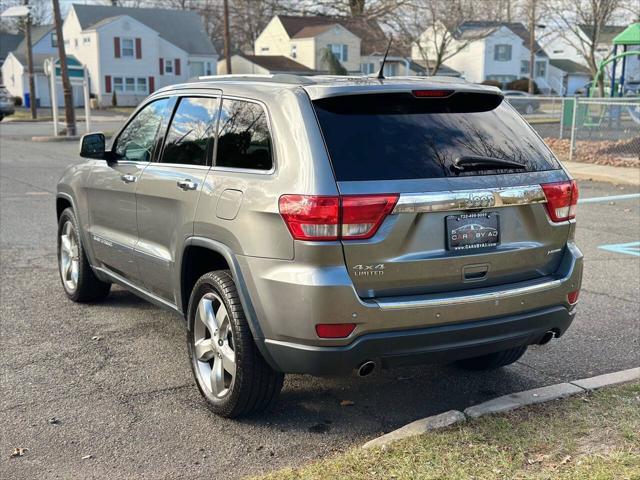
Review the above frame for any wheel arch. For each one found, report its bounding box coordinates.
[179,237,267,343]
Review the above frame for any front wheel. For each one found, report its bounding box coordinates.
[455,345,527,371]
[187,271,283,418]
[57,207,111,302]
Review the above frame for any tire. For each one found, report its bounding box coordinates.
[187,270,284,418]
[455,345,527,371]
[57,207,111,302]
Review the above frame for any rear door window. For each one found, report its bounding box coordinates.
[313,93,560,181]
[161,96,219,166]
[215,98,273,171]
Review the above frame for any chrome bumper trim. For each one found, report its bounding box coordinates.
[374,278,563,310]
[391,184,547,214]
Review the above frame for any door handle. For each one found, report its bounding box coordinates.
[120,174,137,184]
[177,179,198,191]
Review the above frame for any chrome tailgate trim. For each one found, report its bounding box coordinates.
[392,185,546,214]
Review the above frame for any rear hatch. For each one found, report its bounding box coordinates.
[312,89,575,298]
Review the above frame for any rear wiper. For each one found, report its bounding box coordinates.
[452,156,526,172]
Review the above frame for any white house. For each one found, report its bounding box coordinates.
[253,15,433,77]
[412,21,551,90]
[1,25,61,107]
[547,59,592,95]
[61,3,217,106]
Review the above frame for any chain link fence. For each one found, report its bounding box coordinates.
[505,95,640,168]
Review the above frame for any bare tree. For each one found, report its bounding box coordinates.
[292,0,408,20]
[391,0,487,75]
[549,0,623,95]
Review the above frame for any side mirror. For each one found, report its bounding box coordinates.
[79,133,107,159]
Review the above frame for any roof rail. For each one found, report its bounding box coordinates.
[195,74,315,85]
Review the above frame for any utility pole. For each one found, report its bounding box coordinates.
[52,0,76,136]
[23,0,37,119]
[527,0,537,95]
[223,0,232,74]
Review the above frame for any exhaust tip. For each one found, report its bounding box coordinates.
[357,360,376,377]
[538,330,556,345]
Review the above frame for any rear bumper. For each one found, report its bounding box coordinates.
[261,306,575,375]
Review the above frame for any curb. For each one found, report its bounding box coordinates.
[564,161,640,186]
[31,135,82,142]
[362,367,639,450]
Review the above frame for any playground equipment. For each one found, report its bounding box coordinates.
[589,23,640,98]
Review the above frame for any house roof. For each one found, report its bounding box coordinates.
[549,58,591,75]
[0,32,23,63]
[276,15,395,56]
[15,25,54,54]
[578,24,625,44]
[10,52,51,73]
[456,21,548,57]
[412,59,461,77]
[71,4,216,56]
[240,54,316,74]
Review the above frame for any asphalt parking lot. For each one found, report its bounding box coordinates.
[1,121,639,479]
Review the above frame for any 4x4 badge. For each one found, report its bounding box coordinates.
[353,264,385,276]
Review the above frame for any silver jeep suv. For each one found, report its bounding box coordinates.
[56,76,583,417]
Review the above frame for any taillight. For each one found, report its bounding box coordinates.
[541,180,579,222]
[315,323,356,338]
[278,195,339,241]
[279,194,398,241]
[341,195,398,239]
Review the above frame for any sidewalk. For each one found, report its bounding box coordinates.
[564,161,640,186]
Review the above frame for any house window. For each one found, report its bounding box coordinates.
[113,76,148,94]
[520,60,529,74]
[535,60,546,77]
[383,63,397,77]
[494,44,512,61]
[553,49,563,54]
[74,38,78,48]
[136,77,147,93]
[328,44,348,62]
[121,38,134,58]
[361,63,375,74]
[165,59,173,74]
[205,62,212,75]
[51,33,57,48]
[83,37,90,45]
[291,45,297,59]
[260,47,269,52]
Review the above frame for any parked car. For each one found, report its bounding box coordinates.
[503,90,539,114]
[623,80,640,97]
[0,86,15,121]
[56,77,583,417]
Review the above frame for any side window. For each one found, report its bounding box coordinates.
[114,98,171,161]
[216,99,273,171]
[161,96,219,166]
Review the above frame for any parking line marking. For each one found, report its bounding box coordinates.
[579,193,640,204]
[598,242,640,257]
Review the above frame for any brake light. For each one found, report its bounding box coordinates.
[279,194,398,241]
[315,323,356,338]
[412,89,454,98]
[541,180,579,222]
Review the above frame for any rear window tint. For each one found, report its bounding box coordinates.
[313,93,560,181]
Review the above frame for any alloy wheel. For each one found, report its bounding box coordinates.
[193,292,236,399]
[59,220,80,292]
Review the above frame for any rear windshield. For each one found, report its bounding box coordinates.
[312,92,560,181]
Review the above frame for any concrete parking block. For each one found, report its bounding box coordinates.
[363,410,466,449]
[572,367,640,391]
[464,383,585,419]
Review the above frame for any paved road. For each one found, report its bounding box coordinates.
[1,127,639,479]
